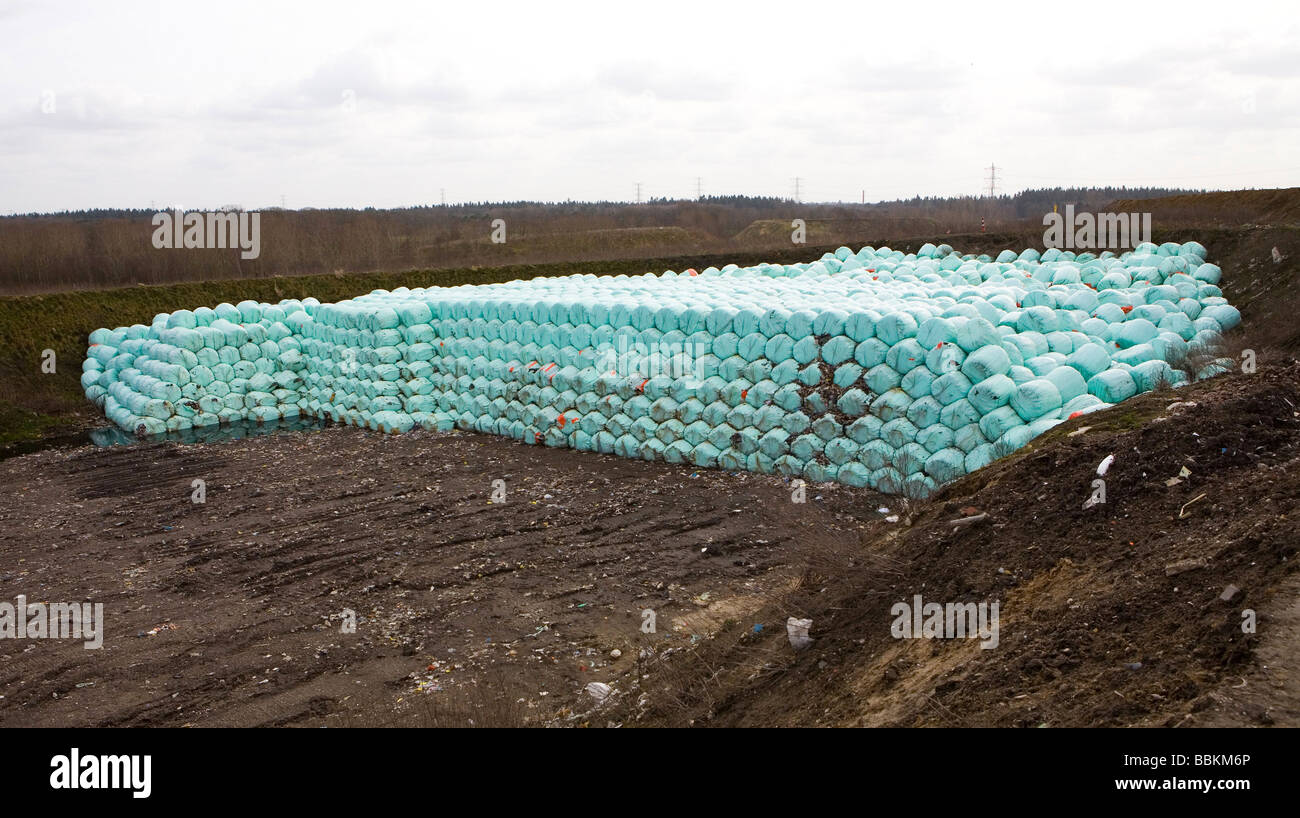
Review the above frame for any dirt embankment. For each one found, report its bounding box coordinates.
[586,361,1300,727]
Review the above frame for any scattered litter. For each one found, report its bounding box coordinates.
[945,512,988,529]
[786,617,813,650]
[1179,492,1207,518]
[1067,426,1091,437]
[1097,454,1115,476]
[1220,585,1243,603]
[609,649,621,659]
[1165,558,1208,577]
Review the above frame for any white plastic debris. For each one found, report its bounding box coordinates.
[584,682,612,702]
[786,617,814,650]
[1097,454,1115,476]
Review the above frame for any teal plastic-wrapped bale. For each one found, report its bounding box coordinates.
[1087,369,1138,403]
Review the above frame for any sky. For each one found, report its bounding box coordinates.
[1,0,1297,213]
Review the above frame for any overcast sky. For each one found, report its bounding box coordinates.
[1,0,1297,213]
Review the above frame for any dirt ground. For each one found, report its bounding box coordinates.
[0,424,880,726]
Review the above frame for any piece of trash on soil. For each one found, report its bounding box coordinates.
[787,617,813,650]
[1179,492,1207,518]
[1097,454,1115,476]
[1165,558,1208,577]
[584,682,612,701]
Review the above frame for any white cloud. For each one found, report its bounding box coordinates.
[0,0,1297,213]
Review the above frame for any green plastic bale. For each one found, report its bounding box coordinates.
[837,462,870,487]
[916,423,954,453]
[759,428,791,457]
[803,461,838,483]
[1201,304,1240,331]
[811,415,843,441]
[824,437,859,465]
[792,336,821,365]
[902,473,937,499]
[900,366,935,399]
[1087,369,1138,403]
[833,363,864,389]
[940,398,981,430]
[846,414,882,443]
[1023,354,1060,377]
[995,424,1035,452]
[1193,263,1222,284]
[876,312,919,346]
[928,369,975,414]
[926,343,966,375]
[967,373,1016,414]
[923,448,967,483]
[837,388,872,416]
[886,338,927,374]
[1043,365,1087,403]
[1109,340,1157,366]
[953,422,987,453]
[859,439,896,470]
[1065,342,1112,381]
[1061,394,1103,416]
[881,417,919,448]
[894,442,929,475]
[1116,318,1159,349]
[844,311,880,342]
[955,317,1001,352]
[790,434,824,461]
[906,396,944,428]
[979,405,1023,442]
[1130,359,1176,392]
[821,336,857,365]
[854,338,890,368]
[917,317,958,349]
[866,364,902,394]
[1009,379,1063,422]
[961,344,1012,382]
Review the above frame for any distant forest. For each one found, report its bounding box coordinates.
[0,187,1217,294]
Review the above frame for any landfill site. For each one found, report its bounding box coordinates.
[2,206,1298,728]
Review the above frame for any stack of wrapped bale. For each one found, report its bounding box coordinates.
[84,240,1238,497]
[83,299,312,436]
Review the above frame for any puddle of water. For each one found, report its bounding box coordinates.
[3,417,333,460]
